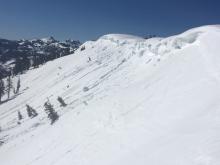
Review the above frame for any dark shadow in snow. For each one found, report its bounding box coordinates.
[0,92,23,105]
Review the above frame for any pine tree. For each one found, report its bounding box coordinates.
[17,111,23,125]
[13,87,16,94]
[22,55,31,71]
[18,111,23,120]
[26,104,38,118]
[6,75,13,99]
[16,77,21,94]
[57,96,67,107]
[0,79,5,103]
[33,54,40,68]
[13,57,23,75]
[39,54,46,65]
[44,100,59,125]
[13,56,31,75]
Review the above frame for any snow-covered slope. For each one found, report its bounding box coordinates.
[1,25,220,165]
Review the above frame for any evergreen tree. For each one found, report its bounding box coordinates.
[6,75,13,99]
[39,54,46,65]
[18,111,23,120]
[13,87,16,94]
[13,57,23,75]
[57,96,67,107]
[16,77,21,94]
[44,100,59,125]
[0,79,5,103]
[13,56,31,75]
[26,104,38,118]
[22,55,31,71]
[33,54,40,68]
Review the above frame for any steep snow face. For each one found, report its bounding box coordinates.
[1,25,220,165]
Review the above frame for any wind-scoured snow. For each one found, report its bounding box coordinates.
[1,25,220,165]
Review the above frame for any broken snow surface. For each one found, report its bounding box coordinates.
[1,25,220,165]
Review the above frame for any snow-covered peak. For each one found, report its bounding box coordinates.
[100,33,145,41]
[180,25,220,35]
[40,36,57,43]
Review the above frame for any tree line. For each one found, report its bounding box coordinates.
[0,51,68,103]
[13,53,58,75]
[1,51,69,80]
[0,73,20,103]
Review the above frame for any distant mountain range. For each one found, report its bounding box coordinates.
[0,37,81,77]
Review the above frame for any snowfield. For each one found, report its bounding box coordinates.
[1,25,220,165]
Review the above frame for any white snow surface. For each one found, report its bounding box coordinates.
[1,25,220,165]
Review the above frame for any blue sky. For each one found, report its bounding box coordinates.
[0,0,219,41]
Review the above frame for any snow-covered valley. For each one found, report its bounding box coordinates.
[1,25,220,165]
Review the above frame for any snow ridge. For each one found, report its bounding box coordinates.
[1,25,220,165]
